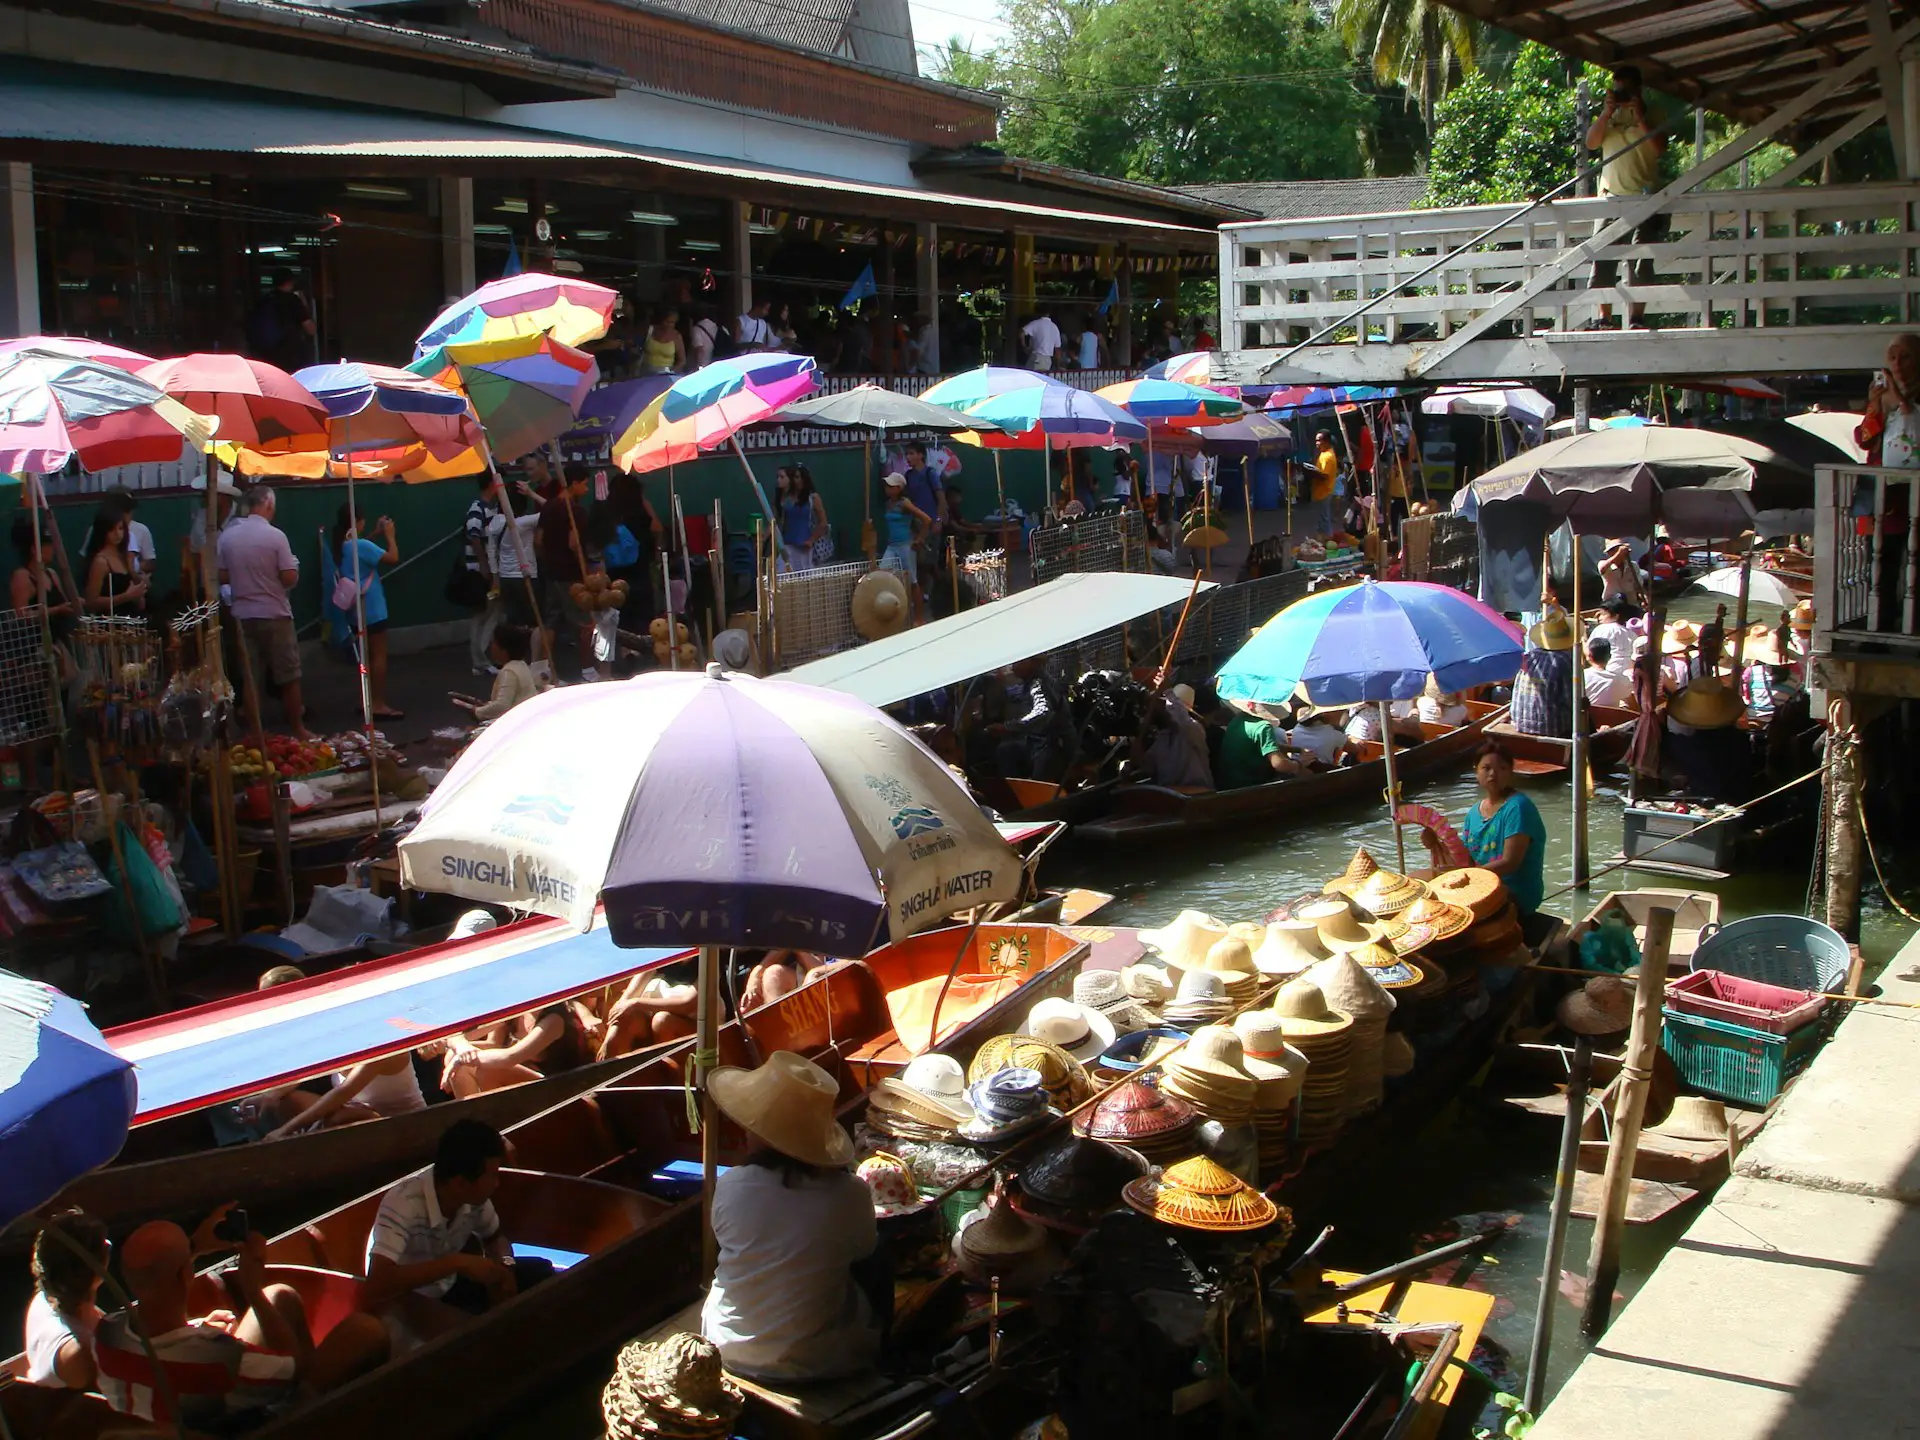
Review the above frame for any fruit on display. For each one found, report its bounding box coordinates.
[229,734,337,780]
[569,571,630,613]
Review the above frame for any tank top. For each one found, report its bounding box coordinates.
[781,496,814,548]
[334,1059,425,1117]
[644,329,678,372]
[1884,403,1920,469]
[884,503,913,548]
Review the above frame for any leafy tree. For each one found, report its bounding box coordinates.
[1332,0,1481,132]
[928,0,1371,187]
[1425,44,1601,206]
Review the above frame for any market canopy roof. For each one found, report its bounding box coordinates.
[785,572,1212,707]
[109,919,683,1125]
[0,58,1214,246]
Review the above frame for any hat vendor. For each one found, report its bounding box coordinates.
[1460,741,1548,916]
[700,1052,887,1382]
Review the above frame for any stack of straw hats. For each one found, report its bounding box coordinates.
[1021,996,1116,1063]
[1162,969,1233,1028]
[1233,1011,1307,1180]
[1324,846,1380,897]
[1197,935,1262,1007]
[1072,970,1159,1035]
[1399,892,1475,956]
[1122,1153,1283,1234]
[1350,942,1446,1007]
[1298,896,1388,955]
[1347,869,1428,920]
[1121,963,1175,1015]
[1254,916,1330,978]
[868,1054,974,1143]
[1373,914,1438,958]
[1160,1025,1257,1125]
[971,1034,1091,1110]
[1302,954,1395,1118]
[1073,1078,1197,1166]
[958,1066,1054,1145]
[954,1190,1049,1285]
[1137,910,1229,972]
[1428,868,1509,924]
[1272,978,1353,1149]
[602,1333,743,1440]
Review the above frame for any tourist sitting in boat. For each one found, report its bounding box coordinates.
[1417,678,1469,728]
[1130,685,1214,791]
[1583,638,1635,709]
[989,657,1071,782]
[363,1120,547,1342]
[95,1207,389,1426]
[742,949,839,1012]
[264,1048,426,1139]
[702,1051,884,1382]
[1511,609,1575,738]
[1587,598,1639,674]
[440,1000,594,1096]
[600,956,701,1056]
[1288,704,1355,770]
[1217,700,1303,788]
[1461,741,1548,917]
[23,1210,108,1391]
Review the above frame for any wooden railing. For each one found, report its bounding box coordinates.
[1221,182,1920,350]
[1813,463,1920,652]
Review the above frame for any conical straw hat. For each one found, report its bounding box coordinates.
[1348,869,1428,918]
[1324,846,1381,896]
[1122,1154,1280,1233]
[1255,918,1329,976]
[1137,909,1230,970]
[1304,953,1396,1020]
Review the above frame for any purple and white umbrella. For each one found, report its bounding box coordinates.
[398,666,1022,954]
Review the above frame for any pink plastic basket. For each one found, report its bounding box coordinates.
[1665,969,1825,1036]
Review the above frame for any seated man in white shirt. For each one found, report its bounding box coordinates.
[361,1120,546,1347]
[1587,600,1638,677]
[1583,638,1635,709]
[1289,709,1354,769]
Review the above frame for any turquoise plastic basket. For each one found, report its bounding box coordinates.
[1662,1008,1825,1107]
[1689,915,1849,995]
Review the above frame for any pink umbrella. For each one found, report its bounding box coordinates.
[138,353,328,449]
[0,336,154,373]
[0,348,212,474]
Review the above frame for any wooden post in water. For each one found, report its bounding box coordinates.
[1823,700,1864,941]
[1581,905,1675,1337]
[1569,533,1590,888]
[1526,1037,1592,1415]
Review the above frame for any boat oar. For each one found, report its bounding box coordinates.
[1152,568,1207,687]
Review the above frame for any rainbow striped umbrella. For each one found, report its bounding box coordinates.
[408,332,600,465]
[919,365,1058,411]
[657,353,818,424]
[953,382,1145,450]
[1095,377,1243,428]
[414,273,619,359]
[1143,350,1238,396]
[614,356,819,521]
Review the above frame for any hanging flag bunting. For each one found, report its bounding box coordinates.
[501,232,523,278]
[840,263,878,311]
[1096,280,1119,317]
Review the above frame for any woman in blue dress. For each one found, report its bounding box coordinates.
[1461,740,1548,915]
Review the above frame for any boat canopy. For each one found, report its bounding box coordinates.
[784,572,1212,707]
[110,918,684,1125]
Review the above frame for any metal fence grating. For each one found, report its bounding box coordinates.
[1170,569,1313,665]
[1403,513,1480,596]
[1030,508,1151,586]
[771,559,869,668]
[0,613,64,744]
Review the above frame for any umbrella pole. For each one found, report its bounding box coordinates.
[26,476,70,793]
[1731,540,1754,671]
[1379,699,1406,874]
[483,441,546,655]
[1570,533,1590,890]
[696,942,721,1279]
[729,433,775,525]
[1401,400,1432,506]
[992,450,1005,519]
[863,444,877,566]
[343,419,384,835]
[198,454,236,938]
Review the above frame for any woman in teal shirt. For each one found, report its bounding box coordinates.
[1461,741,1548,913]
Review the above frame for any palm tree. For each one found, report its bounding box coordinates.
[1334,0,1481,133]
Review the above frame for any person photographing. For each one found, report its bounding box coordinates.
[1584,66,1667,331]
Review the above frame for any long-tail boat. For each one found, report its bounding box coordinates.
[1466,697,1639,777]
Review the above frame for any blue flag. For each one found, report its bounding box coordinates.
[839,263,877,311]
[1096,279,1118,317]
[502,233,523,278]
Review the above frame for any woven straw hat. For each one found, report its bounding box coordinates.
[1122,963,1175,1006]
[958,1194,1048,1266]
[1557,976,1633,1035]
[1348,942,1426,991]
[1227,920,1268,949]
[852,568,910,640]
[900,1053,974,1119]
[1402,892,1474,943]
[1790,599,1814,632]
[1381,1031,1416,1079]
[1161,969,1232,1027]
[1376,917,1438,957]
[869,1078,971,1132]
[708,1050,853,1168]
[1229,1011,1303,1086]
[1171,1025,1256,1085]
[1735,624,1788,667]
[1428,868,1507,922]
[1138,910,1230,970]
[1022,996,1117,1062]
[1075,1079,1196,1143]
[1073,970,1157,1033]
[970,1035,1089,1109]
[1529,606,1576,651]
[1304,953,1396,1020]
[1665,619,1701,650]
[1324,846,1381,896]
[1272,978,1355,1038]
[1254,918,1329,976]
[1018,1134,1150,1210]
[1122,1154,1280,1233]
[1200,935,1258,980]
[1348,869,1428,918]
[1649,1094,1732,1142]
[855,1152,926,1217]
[1299,896,1388,953]
[602,1332,743,1440]
[1669,674,1743,729]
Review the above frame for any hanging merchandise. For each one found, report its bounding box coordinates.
[73,617,164,758]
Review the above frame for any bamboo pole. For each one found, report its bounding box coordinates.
[1153,569,1207,686]
[1526,1036,1591,1415]
[696,942,721,1279]
[1581,905,1674,1337]
[1378,698,1406,874]
[1570,531,1590,889]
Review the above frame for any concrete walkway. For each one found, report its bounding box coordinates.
[1534,931,1920,1440]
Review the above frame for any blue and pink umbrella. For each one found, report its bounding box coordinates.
[953,382,1146,450]
[415,272,620,358]
[918,365,1058,412]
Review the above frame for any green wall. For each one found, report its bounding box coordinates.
[18,442,1061,631]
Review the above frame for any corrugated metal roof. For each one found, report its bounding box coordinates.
[1437,0,1892,126]
[625,0,854,58]
[1177,177,1427,221]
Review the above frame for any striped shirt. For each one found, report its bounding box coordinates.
[464,494,500,572]
[93,1313,296,1425]
[365,1172,500,1297]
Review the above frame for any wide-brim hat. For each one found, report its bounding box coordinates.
[958,1194,1048,1260]
[1670,675,1743,729]
[1299,897,1387,953]
[870,1077,970,1130]
[1074,1078,1196,1143]
[1138,909,1231,970]
[1648,1094,1732,1142]
[1557,976,1634,1035]
[852,569,910,640]
[1018,1134,1150,1210]
[1348,942,1424,990]
[1427,868,1507,923]
[708,1050,854,1168]
[1170,1024,1255,1084]
[970,1034,1090,1109]
[1348,869,1428,918]
[1529,606,1576,651]
[1665,620,1701,650]
[1074,970,1157,1033]
[603,1332,743,1440]
[1122,962,1175,1007]
[1254,918,1330,976]
[1169,968,1230,1007]
[1022,996,1118,1062]
[1199,935,1258,982]
[1790,600,1814,633]
[898,1053,975,1121]
[1272,977,1354,1038]
[1376,916,1437,957]
[1324,845,1381,896]
[1401,893,1474,944]
[1122,1154,1280,1233]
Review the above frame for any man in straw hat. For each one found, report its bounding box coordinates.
[702,1052,885,1381]
[1512,607,1575,738]
[1130,684,1214,793]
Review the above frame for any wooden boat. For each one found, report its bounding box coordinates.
[1077,709,1500,844]
[1466,697,1639,778]
[1566,886,1722,971]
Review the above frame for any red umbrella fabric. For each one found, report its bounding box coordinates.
[0,348,212,474]
[138,354,328,449]
[0,337,154,373]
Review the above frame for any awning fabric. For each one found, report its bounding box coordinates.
[785,572,1212,707]
[1,59,1213,241]
[109,917,682,1124]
